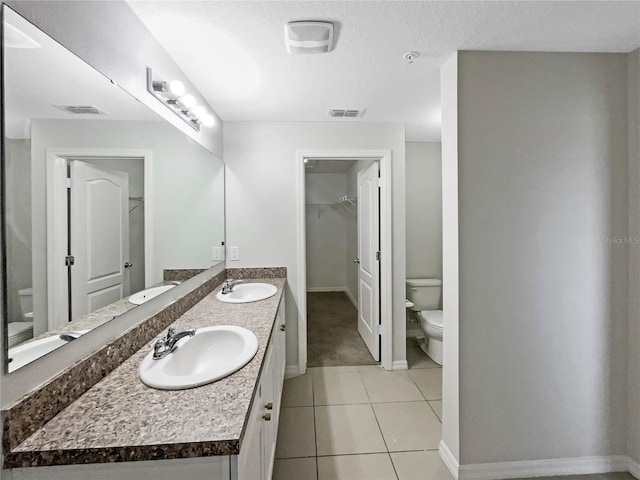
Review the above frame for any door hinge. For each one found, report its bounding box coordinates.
[378,178,383,188]
[65,255,75,267]
[376,251,381,261]
[65,178,72,189]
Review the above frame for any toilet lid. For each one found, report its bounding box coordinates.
[420,310,443,328]
[8,322,33,339]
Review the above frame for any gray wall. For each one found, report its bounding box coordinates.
[405,142,442,281]
[627,47,640,467]
[456,51,629,463]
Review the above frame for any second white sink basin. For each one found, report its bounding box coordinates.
[129,284,176,305]
[139,325,258,390]
[8,330,90,373]
[216,283,277,304]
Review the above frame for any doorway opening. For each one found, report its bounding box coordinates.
[45,148,152,330]
[296,150,393,373]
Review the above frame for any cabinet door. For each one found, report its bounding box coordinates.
[261,344,277,480]
[238,379,264,480]
[274,297,286,408]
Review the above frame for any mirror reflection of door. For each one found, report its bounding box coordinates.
[48,156,145,327]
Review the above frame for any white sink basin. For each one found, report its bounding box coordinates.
[139,325,258,390]
[8,330,89,372]
[129,284,177,305]
[216,283,277,304]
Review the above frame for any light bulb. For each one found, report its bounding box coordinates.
[181,94,196,109]
[203,114,215,127]
[193,105,207,120]
[169,80,185,96]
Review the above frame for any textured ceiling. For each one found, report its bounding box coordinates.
[128,1,640,142]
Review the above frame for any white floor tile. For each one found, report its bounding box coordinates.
[313,371,370,405]
[275,407,316,458]
[391,451,453,480]
[317,453,398,480]
[273,457,318,480]
[315,404,387,456]
[429,400,442,422]
[373,401,442,451]
[282,374,314,407]
[361,369,424,403]
[407,369,443,400]
[309,366,360,374]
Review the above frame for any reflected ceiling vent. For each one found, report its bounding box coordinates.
[328,108,366,118]
[54,105,108,115]
[285,21,334,54]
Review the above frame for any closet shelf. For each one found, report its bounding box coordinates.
[332,195,357,213]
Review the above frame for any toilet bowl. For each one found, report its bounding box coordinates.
[8,321,33,347]
[418,310,443,365]
[406,278,443,365]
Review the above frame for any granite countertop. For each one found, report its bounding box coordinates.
[8,278,285,466]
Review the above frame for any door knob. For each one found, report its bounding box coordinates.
[265,402,273,410]
[124,262,133,268]
[280,324,286,331]
[263,413,272,421]
[353,258,360,264]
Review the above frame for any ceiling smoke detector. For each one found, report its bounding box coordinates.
[328,108,366,118]
[285,21,334,55]
[403,51,420,64]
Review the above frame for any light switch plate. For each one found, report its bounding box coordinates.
[229,246,239,261]
[212,247,222,261]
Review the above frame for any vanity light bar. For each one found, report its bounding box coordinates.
[146,67,215,131]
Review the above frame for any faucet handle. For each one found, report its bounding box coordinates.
[167,327,176,339]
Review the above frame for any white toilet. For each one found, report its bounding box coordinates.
[406,278,443,365]
[9,287,35,347]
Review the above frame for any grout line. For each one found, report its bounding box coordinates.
[426,400,442,424]
[314,448,441,458]
[388,451,401,480]
[370,401,391,455]
[311,372,319,480]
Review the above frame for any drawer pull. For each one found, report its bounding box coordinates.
[280,324,286,331]
[263,413,272,421]
[265,402,273,410]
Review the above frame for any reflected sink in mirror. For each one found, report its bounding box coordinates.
[8,330,90,373]
[216,283,278,304]
[139,326,258,390]
[129,284,178,305]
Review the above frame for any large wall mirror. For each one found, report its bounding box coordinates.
[2,7,225,372]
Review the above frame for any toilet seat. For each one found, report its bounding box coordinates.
[419,310,443,330]
[8,321,33,347]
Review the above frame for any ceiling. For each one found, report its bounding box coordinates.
[4,8,158,140]
[128,1,640,142]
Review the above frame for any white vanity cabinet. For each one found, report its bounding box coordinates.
[235,297,287,480]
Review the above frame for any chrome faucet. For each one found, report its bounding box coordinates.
[152,327,196,360]
[221,279,244,294]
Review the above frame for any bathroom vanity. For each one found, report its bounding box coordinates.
[3,274,287,480]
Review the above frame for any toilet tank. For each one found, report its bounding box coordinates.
[406,279,442,311]
[18,287,33,316]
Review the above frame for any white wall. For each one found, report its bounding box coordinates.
[224,122,405,368]
[440,52,460,464]
[4,1,222,157]
[305,173,348,291]
[627,47,640,468]
[5,139,32,325]
[406,142,442,282]
[456,52,629,464]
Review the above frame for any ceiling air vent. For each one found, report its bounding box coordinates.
[328,108,366,118]
[285,21,334,54]
[54,105,108,115]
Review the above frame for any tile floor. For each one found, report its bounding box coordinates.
[274,339,638,480]
[274,339,446,480]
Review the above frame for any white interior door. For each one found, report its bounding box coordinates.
[357,162,380,361]
[70,161,129,321]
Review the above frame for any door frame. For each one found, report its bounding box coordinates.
[45,148,153,329]
[296,149,393,373]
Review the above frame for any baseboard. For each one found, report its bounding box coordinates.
[458,455,629,480]
[629,456,640,479]
[439,440,459,479]
[406,327,423,338]
[392,360,408,370]
[284,365,300,378]
[306,287,347,292]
